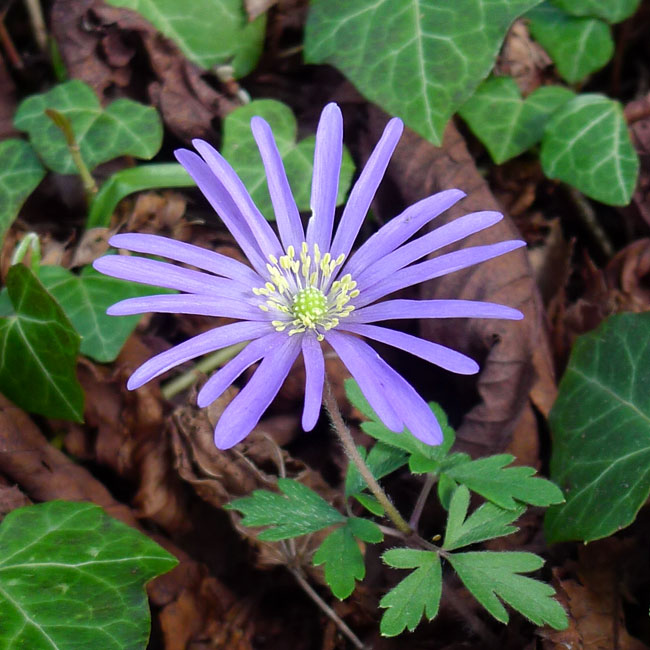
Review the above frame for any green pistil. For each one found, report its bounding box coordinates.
[293,287,327,326]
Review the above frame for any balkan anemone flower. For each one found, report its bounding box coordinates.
[94,103,524,449]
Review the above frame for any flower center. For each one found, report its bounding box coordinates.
[252,242,359,340]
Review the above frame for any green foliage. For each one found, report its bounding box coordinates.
[546,312,650,542]
[225,477,345,541]
[0,264,84,421]
[14,80,162,175]
[222,100,355,221]
[0,139,45,247]
[304,0,542,146]
[104,0,266,77]
[0,500,177,650]
[38,264,172,363]
[379,549,442,636]
[540,94,639,205]
[527,3,614,84]
[313,518,383,599]
[459,77,574,163]
[549,0,641,23]
[448,551,567,627]
[87,163,194,229]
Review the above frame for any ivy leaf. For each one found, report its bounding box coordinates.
[379,549,442,636]
[540,93,639,206]
[546,312,650,543]
[549,0,641,23]
[442,485,524,551]
[222,99,355,221]
[105,0,266,77]
[313,518,382,600]
[528,3,614,83]
[0,264,84,421]
[345,443,408,500]
[225,478,345,541]
[459,77,574,162]
[38,264,174,363]
[0,139,45,246]
[14,80,162,175]
[448,552,567,628]
[304,0,543,145]
[0,500,177,650]
[445,454,564,510]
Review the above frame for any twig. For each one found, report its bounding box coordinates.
[24,0,47,52]
[565,184,614,259]
[0,11,24,69]
[322,376,412,535]
[409,473,437,530]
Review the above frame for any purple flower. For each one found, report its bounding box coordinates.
[94,103,524,449]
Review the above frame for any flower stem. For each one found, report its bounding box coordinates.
[409,472,437,530]
[322,376,412,535]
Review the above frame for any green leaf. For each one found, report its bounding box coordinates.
[445,454,564,510]
[448,552,567,628]
[540,93,639,205]
[14,80,163,175]
[546,312,650,543]
[528,3,614,83]
[87,163,194,229]
[0,500,177,650]
[104,0,266,77]
[0,264,84,421]
[225,477,345,541]
[380,549,442,636]
[37,264,172,363]
[549,0,641,23]
[0,139,45,246]
[313,518,382,600]
[345,443,408,498]
[354,493,384,517]
[304,0,543,146]
[222,99,355,221]
[442,485,524,551]
[459,77,574,163]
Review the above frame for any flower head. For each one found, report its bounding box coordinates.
[94,103,524,449]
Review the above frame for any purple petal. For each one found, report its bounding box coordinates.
[175,149,268,274]
[306,103,343,252]
[93,255,251,297]
[330,118,404,261]
[192,139,283,258]
[325,330,402,432]
[355,241,527,307]
[301,334,324,430]
[340,323,479,375]
[342,190,465,278]
[197,332,287,408]
[128,321,272,389]
[355,210,503,288]
[108,233,262,285]
[250,116,304,250]
[107,294,267,321]
[212,336,301,449]
[348,299,524,324]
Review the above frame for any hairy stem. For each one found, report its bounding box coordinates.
[410,473,437,530]
[322,376,412,535]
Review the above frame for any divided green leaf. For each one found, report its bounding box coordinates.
[540,93,639,205]
[313,518,382,600]
[345,443,408,501]
[305,0,543,145]
[0,139,45,246]
[380,549,442,636]
[222,100,355,221]
[0,264,84,421]
[546,312,650,542]
[225,478,345,541]
[448,551,568,628]
[549,0,641,23]
[528,3,614,83]
[104,0,266,77]
[442,485,524,551]
[38,264,174,363]
[445,454,564,510]
[0,500,177,650]
[459,77,574,162]
[14,80,162,175]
